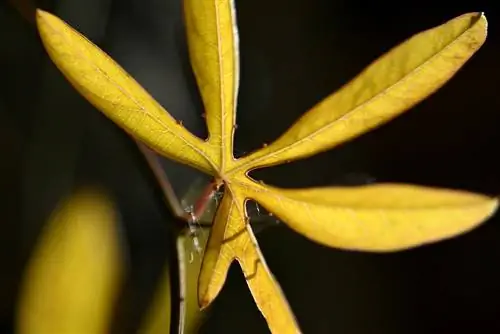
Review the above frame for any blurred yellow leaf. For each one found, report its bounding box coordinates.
[17,189,123,334]
[177,229,210,334]
[138,227,210,334]
[138,266,171,334]
[36,6,496,333]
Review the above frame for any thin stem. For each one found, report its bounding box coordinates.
[189,180,221,223]
[137,142,187,219]
[138,142,221,225]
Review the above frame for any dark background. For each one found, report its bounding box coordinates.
[1,0,500,333]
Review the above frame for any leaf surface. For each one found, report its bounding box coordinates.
[177,229,210,333]
[198,186,300,333]
[36,11,217,174]
[17,189,123,334]
[240,180,498,251]
[184,0,239,171]
[231,13,488,173]
[138,267,171,334]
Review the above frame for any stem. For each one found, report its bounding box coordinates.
[137,143,186,219]
[189,180,220,222]
[138,142,221,225]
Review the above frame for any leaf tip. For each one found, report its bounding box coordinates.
[475,11,488,33]
[480,12,488,35]
[486,195,499,216]
[197,266,227,310]
[198,297,211,310]
[198,281,221,310]
[35,8,51,26]
[35,9,59,41]
[35,8,47,16]
[470,11,488,41]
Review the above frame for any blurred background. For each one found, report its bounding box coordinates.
[1,0,500,333]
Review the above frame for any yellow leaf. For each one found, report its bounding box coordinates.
[137,267,171,334]
[231,13,488,173]
[197,190,236,306]
[198,187,299,333]
[36,6,496,334]
[35,10,217,175]
[239,179,498,251]
[184,0,239,170]
[176,229,210,334]
[17,189,123,334]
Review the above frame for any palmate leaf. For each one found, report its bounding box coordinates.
[36,4,497,333]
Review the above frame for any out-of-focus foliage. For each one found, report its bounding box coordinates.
[17,189,124,334]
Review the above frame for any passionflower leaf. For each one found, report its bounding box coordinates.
[17,189,123,334]
[36,5,496,334]
[198,186,299,333]
[238,180,498,251]
[35,11,217,175]
[231,13,488,172]
[184,0,239,170]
